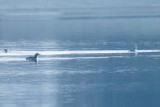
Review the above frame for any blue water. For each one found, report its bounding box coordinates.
[0,40,160,107]
[1,3,160,106]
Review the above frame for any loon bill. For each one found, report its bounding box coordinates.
[26,53,40,62]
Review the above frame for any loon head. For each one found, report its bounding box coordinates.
[35,53,40,55]
[34,53,40,58]
[35,53,40,56]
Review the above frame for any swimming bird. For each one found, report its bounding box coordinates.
[129,45,138,56]
[4,49,8,53]
[134,45,138,56]
[26,53,40,62]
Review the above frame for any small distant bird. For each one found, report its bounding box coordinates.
[129,45,138,56]
[26,53,40,62]
[4,49,8,53]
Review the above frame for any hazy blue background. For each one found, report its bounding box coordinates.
[0,0,160,41]
[1,1,160,107]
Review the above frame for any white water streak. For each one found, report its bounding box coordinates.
[0,50,160,56]
[0,56,128,62]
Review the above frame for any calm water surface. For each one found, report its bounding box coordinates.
[1,1,160,106]
[0,40,160,107]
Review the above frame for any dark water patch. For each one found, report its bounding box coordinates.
[59,15,160,20]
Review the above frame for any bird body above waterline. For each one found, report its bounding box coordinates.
[129,45,137,52]
[26,53,40,62]
[129,45,138,56]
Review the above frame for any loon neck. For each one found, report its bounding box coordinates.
[34,54,38,58]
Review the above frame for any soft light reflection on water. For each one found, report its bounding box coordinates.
[0,40,160,107]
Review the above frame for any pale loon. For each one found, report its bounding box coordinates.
[129,45,138,56]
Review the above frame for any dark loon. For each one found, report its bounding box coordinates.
[26,53,40,62]
[4,49,8,53]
